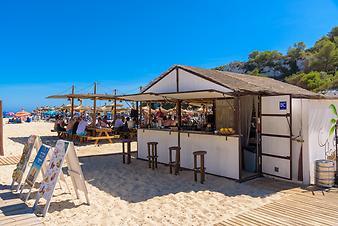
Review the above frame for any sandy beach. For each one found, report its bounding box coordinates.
[0,121,293,225]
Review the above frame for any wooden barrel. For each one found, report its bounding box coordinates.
[315,160,336,188]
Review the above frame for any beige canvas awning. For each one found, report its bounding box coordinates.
[116,90,233,102]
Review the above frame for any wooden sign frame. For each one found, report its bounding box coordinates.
[11,135,42,192]
[33,140,90,217]
[19,144,51,202]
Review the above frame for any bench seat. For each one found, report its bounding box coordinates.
[86,135,120,140]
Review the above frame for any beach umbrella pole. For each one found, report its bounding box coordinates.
[0,100,3,156]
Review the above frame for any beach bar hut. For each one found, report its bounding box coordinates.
[117,65,338,185]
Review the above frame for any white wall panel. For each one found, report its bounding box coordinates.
[262,156,290,179]
[145,70,177,93]
[262,136,290,157]
[306,99,338,184]
[178,69,232,93]
[137,129,240,180]
[261,95,290,114]
[137,129,178,163]
[261,116,290,136]
[180,133,240,179]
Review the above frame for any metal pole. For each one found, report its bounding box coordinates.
[0,100,3,156]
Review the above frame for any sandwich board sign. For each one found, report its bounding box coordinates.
[20,144,51,202]
[11,135,42,191]
[33,140,90,217]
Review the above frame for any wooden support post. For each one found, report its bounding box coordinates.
[113,89,117,123]
[212,99,216,130]
[177,101,182,129]
[136,101,139,128]
[236,95,242,180]
[0,100,3,156]
[258,95,262,175]
[92,82,97,127]
[70,85,75,119]
[148,102,151,127]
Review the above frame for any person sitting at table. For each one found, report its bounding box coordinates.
[54,115,66,131]
[97,117,108,128]
[72,117,80,135]
[66,117,76,134]
[126,117,134,129]
[76,117,90,136]
[156,108,164,119]
[163,116,170,127]
[103,115,110,127]
[114,116,124,129]
[118,117,129,134]
[164,115,176,127]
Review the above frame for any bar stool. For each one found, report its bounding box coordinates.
[193,151,207,183]
[122,139,131,164]
[147,142,158,170]
[169,146,181,175]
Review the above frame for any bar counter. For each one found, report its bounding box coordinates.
[137,128,240,180]
[139,127,239,137]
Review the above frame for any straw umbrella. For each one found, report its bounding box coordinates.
[74,105,92,112]
[97,105,111,114]
[57,104,78,111]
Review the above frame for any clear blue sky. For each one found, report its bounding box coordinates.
[0,0,337,112]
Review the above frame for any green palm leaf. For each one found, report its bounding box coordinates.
[329,125,336,136]
[330,118,337,124]
[329,104,338,117]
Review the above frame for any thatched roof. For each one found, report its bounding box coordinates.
[142,65,323,98]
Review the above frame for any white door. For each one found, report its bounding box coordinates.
[260,95,292,180]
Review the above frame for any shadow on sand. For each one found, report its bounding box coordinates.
[4,137,297,210]
[8,135,116,148]
[78,154,297,203]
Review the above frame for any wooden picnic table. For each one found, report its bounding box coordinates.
[86,127,117,145]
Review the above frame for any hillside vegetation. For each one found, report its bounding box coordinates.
[215,26,338,92]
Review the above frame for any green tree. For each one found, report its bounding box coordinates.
[287,42,306,59]
[215,26,338,91]
[328,26,338,42]
[287,42,306,74]
[285,71,334,92]
[246,50,283,73]
[308,37,338,74]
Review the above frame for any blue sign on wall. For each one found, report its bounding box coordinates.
[279,101,287,110]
